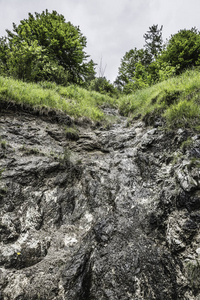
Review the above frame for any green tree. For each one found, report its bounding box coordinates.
[2,10,95,84]
[115,48,148,89]
[115,25,163,92]
[6,40,70,83]
[159,28,200,74]
[143,24,163,62]
[90,77,118,97]
[0,37,9,75]
[122,61,150,94]
[147,59,176,83]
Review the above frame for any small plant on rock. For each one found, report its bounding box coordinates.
[65,126,79,141]
[1,140,7,149]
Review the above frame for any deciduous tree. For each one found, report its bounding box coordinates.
[1,10,96,84]
[115,48,148,89]
[159,28,200,74]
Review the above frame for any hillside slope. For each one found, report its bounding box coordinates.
[0,94,200,299]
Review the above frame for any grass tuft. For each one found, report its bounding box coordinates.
[117,69,200,129]
[0,77,116,122]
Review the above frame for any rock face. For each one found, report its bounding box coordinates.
[0,106,200,299]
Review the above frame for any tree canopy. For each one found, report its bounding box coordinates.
[0,10,96,85]
[114,48,149,88]
[115,24,164,92]
[115,25,200,93]
[159,28,200,74]
[1,13,200,95]
[143,24,163,61]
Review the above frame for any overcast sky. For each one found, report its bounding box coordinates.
[0,0,200,82]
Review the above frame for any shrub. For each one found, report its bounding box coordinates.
[65,126,79,141]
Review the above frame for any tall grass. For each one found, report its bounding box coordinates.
[117,69,200,129]
[1,70,200,128]
[0,76,116,121]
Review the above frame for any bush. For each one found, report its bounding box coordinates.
[0,10,96,85]
[89,77,118,97]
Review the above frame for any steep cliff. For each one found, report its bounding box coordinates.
[0,103,200,299]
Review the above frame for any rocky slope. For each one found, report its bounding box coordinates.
[0,104,200,299]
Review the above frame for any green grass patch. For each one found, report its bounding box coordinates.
[181,137,193,152]
[0,76,116,122]
[1,70,200,128]
[164,99,199,128]
[117,69,200,129]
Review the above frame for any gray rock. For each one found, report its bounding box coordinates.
[0,109,200,299]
